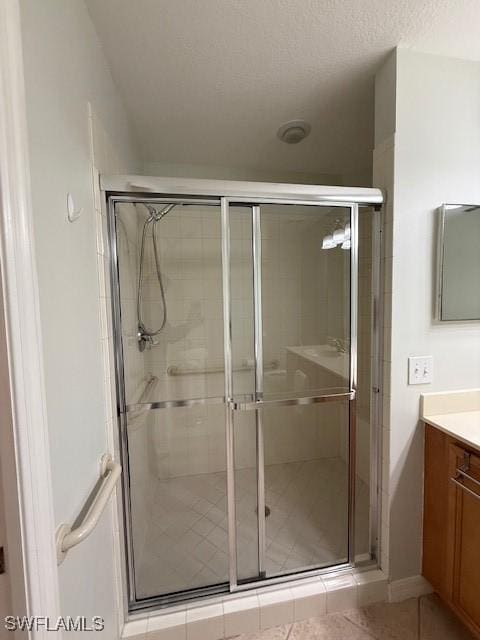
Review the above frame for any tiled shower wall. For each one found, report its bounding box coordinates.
[116,203,373,482]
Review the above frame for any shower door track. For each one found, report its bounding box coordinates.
[105,178,384,613]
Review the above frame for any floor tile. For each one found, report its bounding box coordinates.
[289,613,375,639]
[342,598,418,640]
[420,593,476,640]
[235,623,291,640]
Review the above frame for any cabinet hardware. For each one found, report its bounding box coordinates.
[456,466,480,489]
[451,476,480,501]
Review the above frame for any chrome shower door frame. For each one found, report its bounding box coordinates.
[222,197,360,592]
[104,177,383,612]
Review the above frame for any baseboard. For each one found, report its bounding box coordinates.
[388,575,433,603]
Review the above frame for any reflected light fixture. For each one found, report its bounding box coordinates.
[322,234,336,249]
[321,219,351,250]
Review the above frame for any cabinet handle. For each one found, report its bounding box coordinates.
[456,467,480,489]
[451,476,480,501]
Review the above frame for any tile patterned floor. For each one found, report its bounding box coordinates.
[235,595,475,640]
[134,457,369,599]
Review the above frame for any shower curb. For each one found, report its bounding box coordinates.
[122,568,387,640]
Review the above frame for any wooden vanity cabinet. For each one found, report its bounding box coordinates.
[423,423,480,637]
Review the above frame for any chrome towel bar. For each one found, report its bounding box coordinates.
[55,454,121,564]
[450,465,480,501]
[450,476,480,501]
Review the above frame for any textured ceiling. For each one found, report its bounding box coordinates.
[86,0,480,180]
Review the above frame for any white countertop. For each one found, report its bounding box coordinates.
[286,344,348,379]
[423,411,480,453]
[421,389,480,453]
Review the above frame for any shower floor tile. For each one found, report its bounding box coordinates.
[134,458,369,599]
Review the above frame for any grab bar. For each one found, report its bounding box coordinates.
[55,454,121,564]
[128,374,159,427]
[137,373,158,403]
[167,359,279,376]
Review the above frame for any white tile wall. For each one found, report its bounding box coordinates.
[373,132,395,578]
[323,573,358,613]
[186,603,224,640]
[290,579,327,621]
[121,204,365,482]
[223,594,260,637]
[258,586,295,629]
[147,611,186,640]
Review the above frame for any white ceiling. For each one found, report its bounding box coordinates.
[86,0,480,181]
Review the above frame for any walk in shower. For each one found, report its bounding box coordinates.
[106,177,383,611]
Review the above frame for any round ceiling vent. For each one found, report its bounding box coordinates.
[277,120,311,144]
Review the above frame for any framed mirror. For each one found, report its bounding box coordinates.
[436,204,480,321]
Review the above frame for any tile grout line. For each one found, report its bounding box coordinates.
[340,611,381,640]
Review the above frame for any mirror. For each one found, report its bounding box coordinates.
[437,204,480,321]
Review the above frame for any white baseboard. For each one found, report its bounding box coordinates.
[388,575,433,603]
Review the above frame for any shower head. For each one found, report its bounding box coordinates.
[144,203,176,221]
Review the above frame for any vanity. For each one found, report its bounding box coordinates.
[421,389,480,638]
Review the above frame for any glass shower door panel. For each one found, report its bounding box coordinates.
[128,404,229,600]
[115,201,229,600]
[260,204,351,400]
[262,401,350,576]
[260,205,350,577]
[259,203,352,577]
[115,201,226,406]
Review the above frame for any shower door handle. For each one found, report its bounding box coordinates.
[229,390,354,411]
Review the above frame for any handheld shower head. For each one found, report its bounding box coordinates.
[136,202,176,350]
[145,203,176,221]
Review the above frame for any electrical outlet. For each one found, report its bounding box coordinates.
[408,356,433,385]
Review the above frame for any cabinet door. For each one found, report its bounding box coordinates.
[449,444,480,629]
[423,424,451,595]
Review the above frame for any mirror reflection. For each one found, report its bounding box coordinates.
[438,204,480,321]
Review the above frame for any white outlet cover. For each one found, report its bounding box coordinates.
[408,356,433,385]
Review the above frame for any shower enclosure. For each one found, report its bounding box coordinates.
[105,177,383,611]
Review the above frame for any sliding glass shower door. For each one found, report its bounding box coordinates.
[114,200,232,602]
[108,190,368,609]
[226,201,355,584]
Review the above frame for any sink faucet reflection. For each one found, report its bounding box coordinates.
[327,336,349,354]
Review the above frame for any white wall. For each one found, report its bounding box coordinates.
[19,0,140,635]
[0,276,27,629]
[374,49,480,582]
[144,161,345,187]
